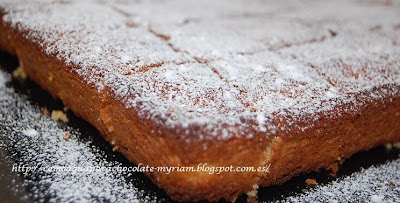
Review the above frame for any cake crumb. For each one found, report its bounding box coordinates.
[43,108,50,116]
[12,65,28,80]
[63,131,71,141]
[112,146,119,152]
[247,195,258,203]
[51,110,69,123]
[385,143,393,150]
[111,140,119,151]
[328,162,339,176]
[306,178,317,186]
[63,106,69,112]
[246,184,259,202]
[39,120,45,126]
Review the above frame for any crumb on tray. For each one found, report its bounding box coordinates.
[63,131,71,141]
[12,65,28,80]
[246,184,259,202]
[63,106,69,112]
[51,110,69,123]
[306,178,317,186]
[328,162,339,177]
[385,143,393,150]
[43,108,50,116]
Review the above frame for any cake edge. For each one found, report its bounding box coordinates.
[1,13,400,202]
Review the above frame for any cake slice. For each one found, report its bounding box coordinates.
[0,0,399,201]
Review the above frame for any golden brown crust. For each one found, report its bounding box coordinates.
[1,14,400,202]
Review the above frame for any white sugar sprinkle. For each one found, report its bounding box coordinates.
[370,194,385,203]
[21,129,39,137]
[0,68,158,202]
[121,55,131,64]
[284,158,400,202]
[1,0,399,142]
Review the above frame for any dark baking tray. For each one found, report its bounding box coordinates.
[0,51,399,203]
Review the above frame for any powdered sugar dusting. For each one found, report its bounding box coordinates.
[0,68,159,202]
[209,51,331,117]
[1,62,400,202]
[279,31,400,94]
[21,128,39,137]
[1,0,400,140]
[285,158,400,202]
